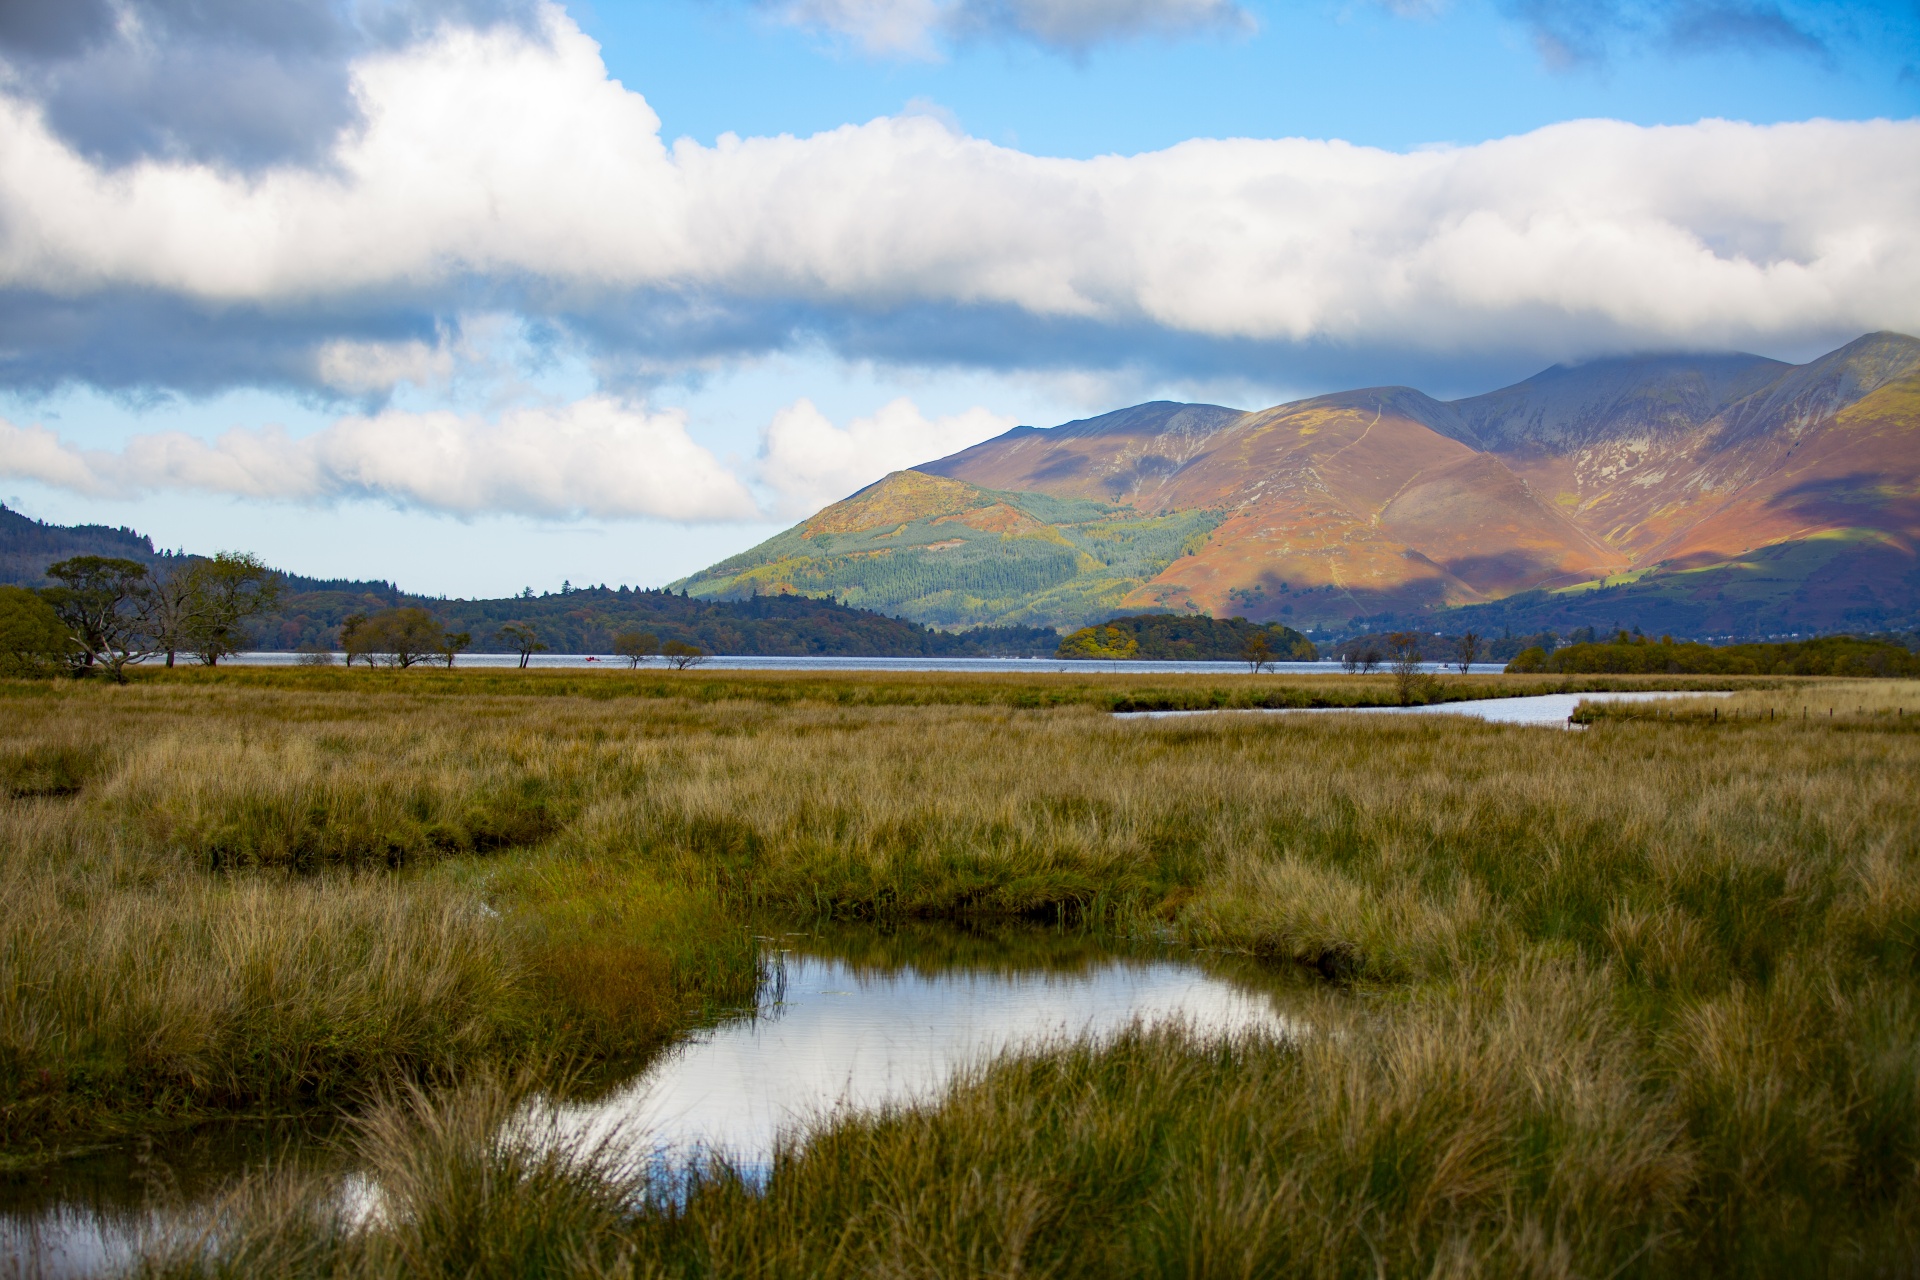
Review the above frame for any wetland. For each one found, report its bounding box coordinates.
[3,666,1919,1276]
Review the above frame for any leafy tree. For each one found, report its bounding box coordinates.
[183,553,281,666]
[438,630,473,668]
[40,556,154,682]
[614,630,660,668]
[661,640,707,670]
[352,607,448,668]
[0,585,73,677]
[1506,646,1549,673]
[1057,625,1139,659]
[340,613,373,667]
[498,621,546,669]
[1240,631,1275,674]
[1454,630,1482,674]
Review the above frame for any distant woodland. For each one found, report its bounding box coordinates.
[0,506,1058,657]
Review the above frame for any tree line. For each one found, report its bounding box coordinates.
[0,555,778,679]
[1505,632,1920,676]
[0,554,279,681]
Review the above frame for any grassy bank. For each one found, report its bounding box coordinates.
[5,670,1920,1273]
[101,660,1765,710]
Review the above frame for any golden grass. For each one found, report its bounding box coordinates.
[5,670,1920,1273]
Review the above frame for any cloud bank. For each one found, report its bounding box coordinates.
[0,6,1913,402]
[0,399,759,521]
[0,392,1021,523]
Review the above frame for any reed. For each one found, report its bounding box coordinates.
[3,671,1918,1272]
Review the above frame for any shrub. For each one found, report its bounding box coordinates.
[0,585,72,676]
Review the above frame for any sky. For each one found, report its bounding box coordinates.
[0,0,1915,596]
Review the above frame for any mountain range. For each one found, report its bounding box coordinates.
[678,332,1920,637]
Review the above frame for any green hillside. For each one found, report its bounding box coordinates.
[675,472,1223,631]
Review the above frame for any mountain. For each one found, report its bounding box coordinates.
[679,333,1920,636]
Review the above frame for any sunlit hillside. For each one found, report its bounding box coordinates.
[681,334,1920,636]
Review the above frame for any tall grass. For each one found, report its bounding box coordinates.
[4,671,1919,1273]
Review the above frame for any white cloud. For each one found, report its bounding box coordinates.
[757,397,1017,515]
[314,336,459,396]
[0,6,1915,377]
[0,398,759,521]
[771,0,1252,55]
[774,0,949,55]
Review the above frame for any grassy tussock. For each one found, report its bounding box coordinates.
[0,805,526,1145]
[5,671,1920,1272]
[140,962,1890,1277]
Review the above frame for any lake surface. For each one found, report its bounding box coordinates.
[0,929,1293,1276]
[1115,689,1729,727]
[227,652,1509,675]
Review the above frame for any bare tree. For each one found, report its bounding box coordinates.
[1454,630,1482,675]
[144,563,202,668]
[1240,631,1275,675]
[1388,631,1427,704]
[661,640,706,670]
[1359,646,1381,674]
[614,630,660,669]
[41,556,154,683]
[498,621,546,669]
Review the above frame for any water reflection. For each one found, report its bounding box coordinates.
[563,936,1295,1177]
[0,1119,344,1280]
[1117,689,1729,727]
[1,928,1295,1273]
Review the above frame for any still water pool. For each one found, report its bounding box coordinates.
[566,939,1292,1178]
[1,929,1294,1277]
[1115,689,1729,727]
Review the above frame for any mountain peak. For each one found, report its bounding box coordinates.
[1446,350,1789,454]
[917,400,1244,501]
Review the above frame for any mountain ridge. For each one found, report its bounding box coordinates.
[680,331,1920,635]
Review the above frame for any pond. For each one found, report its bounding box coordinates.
[0,926,1297,1277]
[1115,689,1730,727]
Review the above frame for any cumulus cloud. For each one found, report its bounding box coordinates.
[0,398,759,521]
[0,7,1916,395]
[757,397,1017,515]
[771,0,1252,56]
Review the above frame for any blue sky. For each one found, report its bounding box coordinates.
[0,0,1915,597]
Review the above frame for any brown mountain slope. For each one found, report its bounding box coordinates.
[932,388,1623,623]
[1474,334,1920,563]
[685,332,1920,634]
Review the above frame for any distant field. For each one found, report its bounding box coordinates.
[6,669,1920,1275]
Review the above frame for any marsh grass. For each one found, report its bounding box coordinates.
[5,671,1920,1273]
